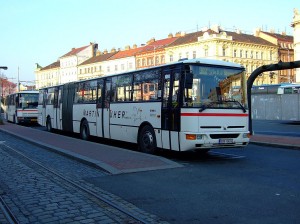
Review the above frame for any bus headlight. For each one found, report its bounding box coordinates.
[243,133,250,138]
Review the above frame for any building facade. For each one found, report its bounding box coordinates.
[36,9,298,88]
[255,29,294,83]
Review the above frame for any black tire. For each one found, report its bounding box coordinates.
[138,125,157,154]
[80,120,90,141]
[46,117,52,132]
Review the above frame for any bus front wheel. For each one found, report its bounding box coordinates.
[80,120,90,141]
[138,125,157,154]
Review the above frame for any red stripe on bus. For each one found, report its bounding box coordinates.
[181,113,248,117]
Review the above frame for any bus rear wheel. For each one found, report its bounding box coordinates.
[138,125,157,154]
[80,120,90,141]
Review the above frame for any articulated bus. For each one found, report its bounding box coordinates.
[252,83,300,95]
[4,91,39,124]
[38,58,249,153]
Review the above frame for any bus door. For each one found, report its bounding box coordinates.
[161,68,181,151]
[102,78,111,138]
[62,83,75,132]
[53,86,61,129]
[38,89,47,126]
[96,79,104,138]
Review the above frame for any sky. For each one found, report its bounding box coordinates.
[0,0,298,84]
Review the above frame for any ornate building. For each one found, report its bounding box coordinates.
[35,61,60,89]
[135,35,178,69]
[255,29,294,83]
[35,43,97,89]
[36,9,299,88]
[166,26,278,85]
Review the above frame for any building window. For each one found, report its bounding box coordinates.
[222,48,226,56]
[142,59,146,66]
[179,53,182,60]
[204,49,208,57]
[186,52,189,59]
[193,51,196,59]
[234,50,237,57]
[245,51,248,58]
[115,65,118,71]
[147,58,152,66]
[240,50,243,58]
[161,55,165,63]
[270,51,273,60]
[121,64,125,70]
[261,52,264,60]
[129,62,133,69]
[155,56,159,65]
[170,55,173,62]
[107,66,110,72]
[256,52,259,59]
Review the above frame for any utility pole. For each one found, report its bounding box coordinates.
[0,66,8,124]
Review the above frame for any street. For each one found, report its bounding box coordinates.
[89,144,300,224]
[0,120,299,223]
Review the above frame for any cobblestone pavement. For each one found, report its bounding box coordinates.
[0,131,167,223]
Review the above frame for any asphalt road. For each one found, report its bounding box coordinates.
[25,119,300,223]
[252,119,300,137]
[87,144,300,224]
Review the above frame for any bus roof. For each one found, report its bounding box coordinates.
[179,58,244,69]
[8,90,39,95]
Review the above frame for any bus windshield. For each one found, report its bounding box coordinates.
[183,65,247,110]
[18,93,39,109]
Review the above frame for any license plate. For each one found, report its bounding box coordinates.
[219,138,233,144]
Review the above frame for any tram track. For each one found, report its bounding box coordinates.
[0,195,19,224]
[0,141,164,224]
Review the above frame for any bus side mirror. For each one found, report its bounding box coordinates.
[184,73,193,89]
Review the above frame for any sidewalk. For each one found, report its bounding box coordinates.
[250,134,300,149]
[0,122,182,174]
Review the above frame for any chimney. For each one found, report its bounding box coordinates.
[175,32,181,37]
[146,38,155,45]
[111,48,116,53]
[103,49,108,54]
[125,45,131,50]
[168,33,173,38]
[211,25,220,33]
[133,44,137,49]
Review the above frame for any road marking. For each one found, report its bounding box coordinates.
[210,151,245,159]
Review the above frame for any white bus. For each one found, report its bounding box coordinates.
[38,58,249,153]
[4,91,39,124]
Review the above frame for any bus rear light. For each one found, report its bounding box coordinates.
[186,134,196,140]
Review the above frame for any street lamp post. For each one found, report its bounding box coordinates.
[0,66,8,124]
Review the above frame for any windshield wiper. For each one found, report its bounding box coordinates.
[223,100,247,113]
